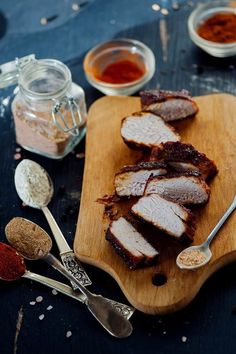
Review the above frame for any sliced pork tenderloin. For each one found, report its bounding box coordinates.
[115,161,167,197]
[140,89,198,122]
[121,112,180,149]
[145,174,210,205]
[150,141,218,179]
[131,194,195,243]
[106,217,159,269]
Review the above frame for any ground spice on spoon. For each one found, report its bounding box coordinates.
[178,249,206,267]
[0,242,26,280]
[5,217,52,260]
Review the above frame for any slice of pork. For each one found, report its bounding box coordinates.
[106,217,159,269]
[121,112,180,149]
[150,141,218,180]
[131,194,195,243]
[145,175,210,204]
[140,89,198,122]
[115,162,167,197]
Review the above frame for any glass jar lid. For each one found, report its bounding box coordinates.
[0,54,36,88]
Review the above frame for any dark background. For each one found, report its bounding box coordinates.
[0,0,236,353]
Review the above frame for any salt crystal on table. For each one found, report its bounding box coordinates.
[39,314,45,320]
[161,8,169,15]
[152,4,160,11]
[47,305,53,311]
[36,296,43,303]
[52,289,58,295]
[14,153,21,160]
[76,152,85,159]
[72,3,80,11]
[66,331,72,338]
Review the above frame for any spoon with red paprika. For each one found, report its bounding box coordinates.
[5,217,133,338]
[0,242,133,319]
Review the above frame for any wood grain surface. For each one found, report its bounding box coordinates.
[74,94,236,314]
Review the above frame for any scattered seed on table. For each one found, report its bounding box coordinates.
[72,3,80,11]
[14,153,21,160]
[161,8,169,15]
[39,314,45,321]
[66,331,72,338]
[29,301,36,306]
[52,289,58,295]
[76,152,85,159]
[15,147,21,152]
[36,296,43,303]
[181,336,187,343]
[152,4,160,11]
[40,17,47,25]
[47,305,53,311]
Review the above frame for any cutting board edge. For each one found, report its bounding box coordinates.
[74,249,236,314]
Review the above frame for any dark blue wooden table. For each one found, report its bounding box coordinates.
[0,1,236,353]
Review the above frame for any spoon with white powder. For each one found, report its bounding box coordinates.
[14,159,92,287]
[176,195,236,270]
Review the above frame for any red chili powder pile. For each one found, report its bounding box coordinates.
[197,12,236,43]
[0,242,26,281]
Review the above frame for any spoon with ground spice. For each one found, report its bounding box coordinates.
[5,217,133,338]
[0,241,134,319]
[176,195,236,270]
[0,241,86,301]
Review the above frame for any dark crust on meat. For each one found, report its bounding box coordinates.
[144,174,210,204]
[140,89,194,105]
[131,198,196,244]
[115,161,167,175]
[140,90,199,121]
[106,220,159,269]
[121,111,180,149]
[150,142,218,179]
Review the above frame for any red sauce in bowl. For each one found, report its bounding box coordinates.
[95,59,145,84]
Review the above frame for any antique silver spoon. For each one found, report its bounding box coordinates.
[6,218,133,338]
[176,195,236,270]
[14,159,91,287]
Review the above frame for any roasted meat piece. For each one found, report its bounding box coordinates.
[106,217,159,269]
[115,162,167,197]
[140,89,198,122]
[131,194,195,243]
[145,174,210,205]
[150,142,218,179]
[121,112,180,149]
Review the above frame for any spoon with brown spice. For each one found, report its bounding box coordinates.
[176,195,236,270]
[5,217,133,338]
[0,241,133,320]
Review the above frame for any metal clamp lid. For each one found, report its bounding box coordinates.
[52,96,83,136]
[0,54,35,89]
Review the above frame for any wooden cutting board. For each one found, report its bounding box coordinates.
[74,94,236,315]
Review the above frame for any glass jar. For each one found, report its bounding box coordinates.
[0,55,87,159]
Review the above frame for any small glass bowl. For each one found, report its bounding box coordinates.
[188,1,236,57]
[83,38,156,96]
